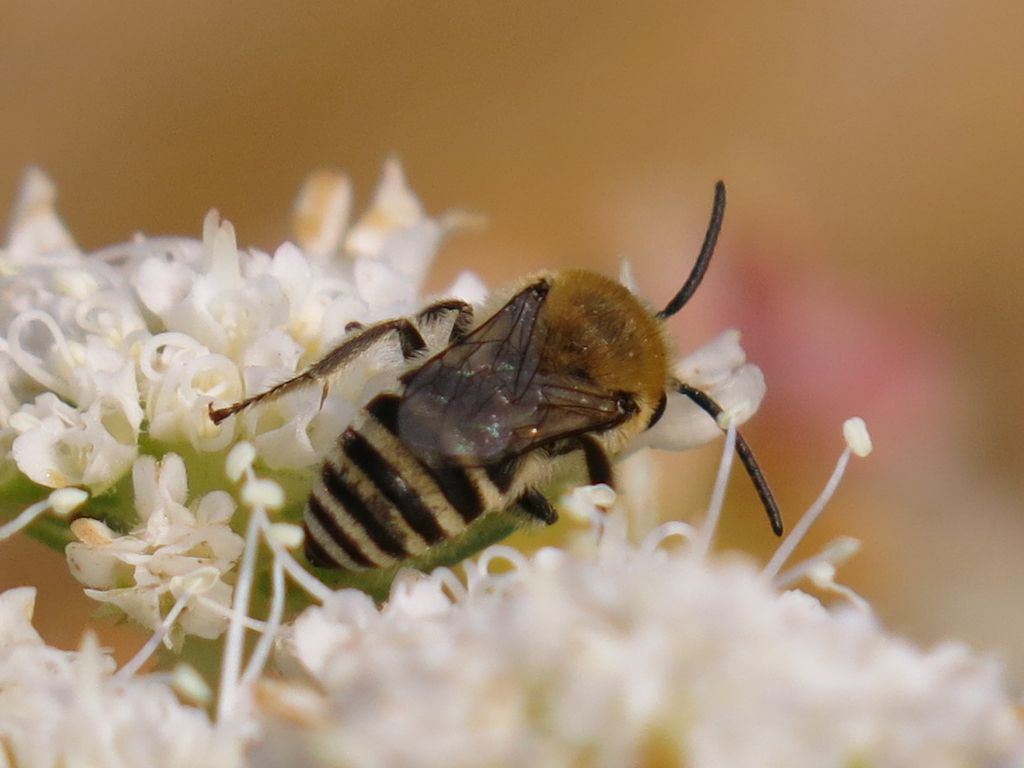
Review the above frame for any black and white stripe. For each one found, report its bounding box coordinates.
[304,393,496,570]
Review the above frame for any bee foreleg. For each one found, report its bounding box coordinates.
[416,299,474,342]
[515,488,558,525]
[674,381,784,536]
[208,319,428,424]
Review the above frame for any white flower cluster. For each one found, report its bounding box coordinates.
[0,161,767,646]
[2,167,1020,766]
[0,161,478,638]
[255,510,1023,768]
[0,160,474,492]
[5,468,1023,767]
[65,454,244,644]
[0,587,240,768]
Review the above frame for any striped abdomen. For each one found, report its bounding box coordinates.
[304,393,509,570]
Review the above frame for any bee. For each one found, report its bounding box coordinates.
[209,181,782,571]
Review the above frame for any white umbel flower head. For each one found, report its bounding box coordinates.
[0,588,240,768]
[258,514,1023,768]
[0,161,466,497]
[0,163,771,646]
[1,162,476,642]
[0,166,1021,767]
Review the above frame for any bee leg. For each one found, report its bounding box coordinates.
[484,456,519,495]
[516,488,558,525]
[209,319,427,424]
[416,299,474,342]
[578,435,614,488]
[674,381,784,536]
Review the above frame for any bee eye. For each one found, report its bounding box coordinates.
[645,393,668,430]
[615,392,639,417]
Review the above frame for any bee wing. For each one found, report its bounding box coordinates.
[397,281,625,466]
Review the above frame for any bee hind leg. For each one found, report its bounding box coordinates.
[209,318,428,424]
[511,438,613,527]
[516,488,558,525]
[415,299,474,342]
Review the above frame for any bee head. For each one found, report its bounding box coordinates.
[539,269,671,441]
[536,181,727,446]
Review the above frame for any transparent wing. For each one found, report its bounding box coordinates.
[397,281,627,466]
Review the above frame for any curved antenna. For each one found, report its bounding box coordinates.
[656,181,726,320]
[675,381,784,536]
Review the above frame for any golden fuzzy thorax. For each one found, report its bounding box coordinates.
[539,269,670,434]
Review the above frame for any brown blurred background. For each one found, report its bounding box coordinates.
[2,3,1023,680]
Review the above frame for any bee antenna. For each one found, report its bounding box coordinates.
[675,381,784,536]
[657,181,726,320]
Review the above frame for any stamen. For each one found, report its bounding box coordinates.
[240,551,286,689]
[236,453,334,605]
[116,584,199,679]
[195,596,270,632]
[694,423,737,558]
[266,523,304,550]
[466,546,531,594]
[217,501,262,722]
[474,545,531,577]
[49,487,89,517]
[807,562,870,611]
[0,498,52,542]
[774,536,861,588]
[242,478,285,510]
[429,566,469,603]
[762,441,856,581]
[261,522,334,604]
[562,484,616,542]
[225,441,257,483]
[171,663,213,706]
[639,521,698,556]
[0,485,80,542]
[843,417,873,457]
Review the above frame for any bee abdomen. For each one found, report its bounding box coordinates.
[367,394,487,524]
[304,394,487,570]
[341,429,447,545]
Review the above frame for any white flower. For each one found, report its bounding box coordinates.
[257,520,1023,768]
[9,391,138,491]
[0,587,240,768]
[627,328,766,454]
[65,454,244,644]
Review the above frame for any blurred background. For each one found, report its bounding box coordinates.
[2,3,1023,680]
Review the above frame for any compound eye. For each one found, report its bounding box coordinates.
[615,392,640,418]
[645,393,668,430]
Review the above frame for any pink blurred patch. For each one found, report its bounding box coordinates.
[705,234,958,459]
